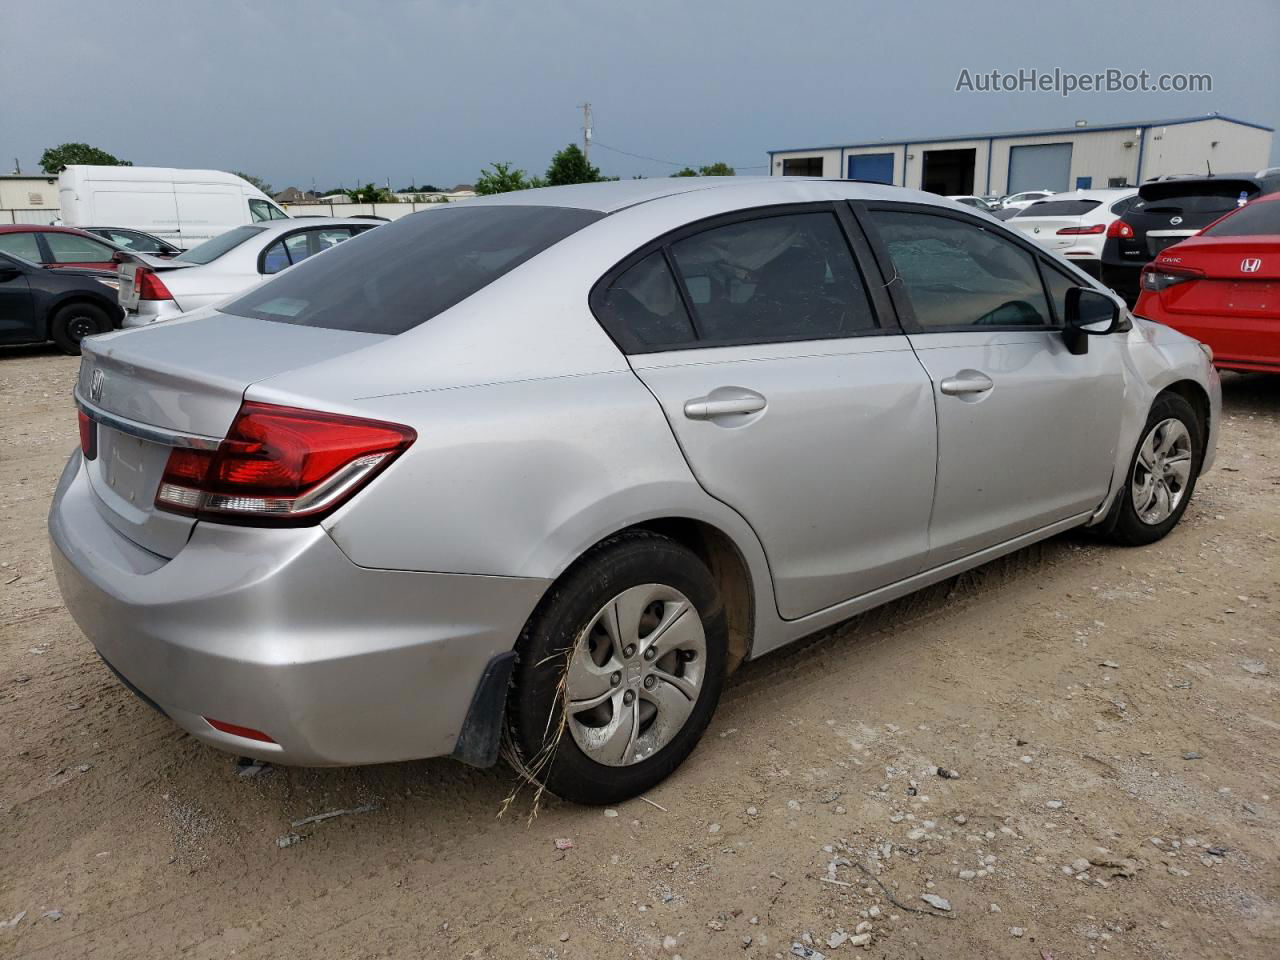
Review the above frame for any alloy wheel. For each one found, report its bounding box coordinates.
[1131,417,1193,525]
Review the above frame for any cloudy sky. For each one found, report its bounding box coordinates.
[2,0,1276,191]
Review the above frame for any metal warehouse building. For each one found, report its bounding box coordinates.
[768,114,1274,195]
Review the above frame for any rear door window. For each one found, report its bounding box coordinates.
[1016,200,1101,217]
[597,251,697,350]
[868,209,1052,329]
[0,233,42,262]
[667,211,876,345]
[224,205,602,334]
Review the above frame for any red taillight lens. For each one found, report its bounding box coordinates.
[133,266,173,300]
[155,402,415,523]
[1140,264,1204,293]
[1106,219,1135,239]
[1056,223,1106,235]
[204,717,277,743]
[78,410,97,460]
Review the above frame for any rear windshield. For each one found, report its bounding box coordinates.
[223,205,603,334]
[176,226,264,264]
[1202,200,1280,237]
[1016,200,1101,217]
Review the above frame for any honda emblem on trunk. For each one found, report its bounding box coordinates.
[1241,258,1262,273]
[89,368,105,403]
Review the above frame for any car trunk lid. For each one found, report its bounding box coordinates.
[77,313,386,557]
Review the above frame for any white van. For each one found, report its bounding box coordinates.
[58,166,289,250]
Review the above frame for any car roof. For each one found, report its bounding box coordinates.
[0,224,102,235]
[250,217,380,235]
[456,176,959,214]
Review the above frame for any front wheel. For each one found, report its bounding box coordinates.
[50,302,110,355]
[1103,393,1203,546]
[506,532,727,805]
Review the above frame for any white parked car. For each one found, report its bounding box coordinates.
[118,218,380,326]
[59,166,290,251]
[1001,190,1055,211]
[1009,189,1140,277]
[946,195,999,212]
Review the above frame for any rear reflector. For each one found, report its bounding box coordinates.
[204,717,277,743]
[1056,224,1106,235]
[78,409,97,460]
[133,265,173,301]
[155,401,416,524]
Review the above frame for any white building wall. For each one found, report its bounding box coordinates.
[1139,118,1272,180]
[989,130,1136,194]
[0,176,59,210]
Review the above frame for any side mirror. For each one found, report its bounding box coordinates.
[1063,287,1127,355]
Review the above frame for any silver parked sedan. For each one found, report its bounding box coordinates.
[50,178,1219,804]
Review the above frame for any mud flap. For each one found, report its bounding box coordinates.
[451,650,517,768]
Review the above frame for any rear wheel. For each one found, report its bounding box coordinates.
[50,302,110,355]
[1103,393,1202,546]
[506,532,727,805]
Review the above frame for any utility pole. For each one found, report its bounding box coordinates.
[579,102,592,164]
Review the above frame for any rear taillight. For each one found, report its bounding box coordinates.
[78,410,97,460]
[155,401,416,524]
[133,266,173,301]
[1056,224,1106,235]
[1106,219,1135,239]
[1140,264,1204,293]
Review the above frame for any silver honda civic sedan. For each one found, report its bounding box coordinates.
[50,178,1219,804]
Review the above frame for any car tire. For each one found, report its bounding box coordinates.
[506,531,727,805]
[51,302,110,355]
[1104,392,1203,546]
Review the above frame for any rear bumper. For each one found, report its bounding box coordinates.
[122,299,185,328]
[1100,262,1141,305]
[48,451,549,766]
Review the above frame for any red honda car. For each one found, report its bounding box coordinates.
[1135,192,1280,373]
[0,224,123,272]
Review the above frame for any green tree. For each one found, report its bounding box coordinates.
[672,167,699,177]
[474,162,544,195]
[698,162,735,177]
[39,142,131,174]
[545,144,602,186]
[233,171,274,195]
[345,182,396,203]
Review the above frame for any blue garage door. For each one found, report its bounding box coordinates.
[848,153,895,184]
[1008,143,1073,193]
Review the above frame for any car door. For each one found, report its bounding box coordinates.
[593,204,938,620]
[859,203,1125,567]
[0,254,35,343]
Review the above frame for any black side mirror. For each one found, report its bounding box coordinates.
[1063,287,1127,354]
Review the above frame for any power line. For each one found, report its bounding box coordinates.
[590,139,767,170]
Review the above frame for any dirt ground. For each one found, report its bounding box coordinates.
[1,345,1277,960]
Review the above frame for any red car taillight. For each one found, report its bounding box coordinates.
[1056,223,1106,235]
[133,266,173,300]
[78,410,97,460]
[1106,219,1135,239]
[1140,264,1204,293]
[155,402,416,524]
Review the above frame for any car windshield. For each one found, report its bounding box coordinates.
[175,226,265,265]
[223,205,604,334]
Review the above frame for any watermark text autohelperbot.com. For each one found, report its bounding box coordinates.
[956,68,1212,97]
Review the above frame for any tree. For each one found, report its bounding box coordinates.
[233,171,273,195]
[40,142,130,174]
[345,182,396,203]
[698,162,735,177]
[474,162,544,195]
[545,144,602,186]
[672,167,699,177]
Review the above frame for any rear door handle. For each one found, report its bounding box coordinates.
[939,372,994,396]
[683,389,767,420]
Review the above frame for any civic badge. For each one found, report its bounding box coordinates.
[1170,216,1183,225]
[89,367,105,403]
[1241,258,1262,273]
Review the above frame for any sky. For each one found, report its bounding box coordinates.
[2,0,1277,192]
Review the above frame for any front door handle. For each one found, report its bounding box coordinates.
[939,372,994,396]
[683,389,767,420]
